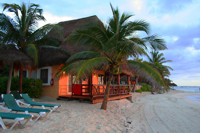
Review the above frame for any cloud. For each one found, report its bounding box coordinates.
[164,36,179,45]
[124,0,200,28]
[38,12,75,27]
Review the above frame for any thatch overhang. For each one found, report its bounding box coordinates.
[38,46,70,67]
[0,46,33,69]
[120,63,134,77]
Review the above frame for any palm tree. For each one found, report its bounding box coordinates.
[147,51,173,91]
[62,4,167,110]
[0,3,61,93]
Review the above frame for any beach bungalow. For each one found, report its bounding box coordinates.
[14,16,135,103]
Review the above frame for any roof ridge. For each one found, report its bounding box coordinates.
[58,15,98,24]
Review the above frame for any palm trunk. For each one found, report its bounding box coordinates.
[6,63,13,94]
[151,84,155,94]
[100,68,113,110]
[19,68,23,93]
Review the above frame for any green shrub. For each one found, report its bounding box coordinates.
[0,76,43,98]
[141,83,152,92]
[135,89,142,93]
[0,77,8,94]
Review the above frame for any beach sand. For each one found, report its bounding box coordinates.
[1,91,200,133]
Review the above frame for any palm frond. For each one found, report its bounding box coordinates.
[66,51,102,64]
[61,57,109,79]
[143,35,167,50]
[128,60,166,87]
[26,44,37,65]
[30,24,62,43]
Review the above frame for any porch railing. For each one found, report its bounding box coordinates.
[92,85,130,96]
[70,84,131,97]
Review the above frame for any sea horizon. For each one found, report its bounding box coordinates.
[172,86,200,103]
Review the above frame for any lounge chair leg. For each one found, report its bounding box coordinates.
[10,118,24,130]
[34,112,46,122]
[52,106,58,112]
[24,111,33,122]
[23,118,32,126]
[0,117,7,130]
[50,106,60,112]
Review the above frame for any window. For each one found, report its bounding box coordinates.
[38,66,51,85]
[40,69,48,83]
[72,76,81,84]
[98,75,104,85]
[23,71,27,78]
[120,75,128,85]
[31,71,36,79]
[18,70,28,78]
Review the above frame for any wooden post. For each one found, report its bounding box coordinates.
[71,75,73,96]
[29,69,32,79]
[117,74,120,85]
[88,75,92,96]
[127,75,130,94]
[127,75,130,85]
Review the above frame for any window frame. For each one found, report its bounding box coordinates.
[37,66,52,86]
[18,70,29,78]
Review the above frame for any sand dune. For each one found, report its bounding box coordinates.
[1,91,200,133]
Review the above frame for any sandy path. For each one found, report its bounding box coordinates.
[126,92,200,133]
[1,91,200,133]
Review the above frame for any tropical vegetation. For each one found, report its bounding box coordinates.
[0,76,42,98]
[0,2,60,94]
[146,51,173,92]
[62,4,167,110]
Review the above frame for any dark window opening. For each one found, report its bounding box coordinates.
[23,71,27,78]
[120,74,128,85]
[40,69,48,83]
[111,75,118,85]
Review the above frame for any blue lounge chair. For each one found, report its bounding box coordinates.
[21,94,61,112]
[10,91,30,106]
[2,94,50,122]
[0,112,32,130]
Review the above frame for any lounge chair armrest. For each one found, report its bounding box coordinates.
[39,112,46,116]
[16,100,30,107]
[0,105,12,112]
[15,118,24,121]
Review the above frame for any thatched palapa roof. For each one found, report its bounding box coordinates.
[39,15,101,67]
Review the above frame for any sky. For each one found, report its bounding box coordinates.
[1,0,200,86]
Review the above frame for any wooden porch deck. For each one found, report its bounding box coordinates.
[58,84,132,104]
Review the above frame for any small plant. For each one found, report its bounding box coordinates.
[141,83,152,92]
[135,89,142,93]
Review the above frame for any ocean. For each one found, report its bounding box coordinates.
[172,86,200,103]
